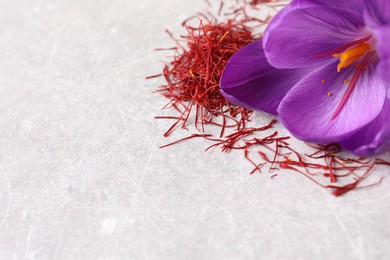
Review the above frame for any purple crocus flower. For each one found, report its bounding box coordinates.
[220,0,390,156]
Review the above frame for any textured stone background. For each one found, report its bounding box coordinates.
[0,0,389,259]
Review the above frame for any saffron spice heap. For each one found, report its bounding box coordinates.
[153,18,259,137]
[149,0,388,196]
[150,0,277,137]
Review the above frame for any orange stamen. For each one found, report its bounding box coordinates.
[333,43,371,72]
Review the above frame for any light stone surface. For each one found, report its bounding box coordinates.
[0,0,389,259]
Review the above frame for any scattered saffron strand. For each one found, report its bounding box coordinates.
[245,149,264,174]
[145,74,163,79]
[328,156,336,183]
[329,180,359,197]
[159,134,214,149]
[331,51,375,120]
[325,162,379,196]
[250,0,286,5]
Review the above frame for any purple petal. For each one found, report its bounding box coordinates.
[220,40,310,115]
[263,6,365,69]
[364,0,390,25]
[339,99,390,156]
[372,25,390,89]
[309,0,366,13]
[292,1,388,24]
[277,61,386,144]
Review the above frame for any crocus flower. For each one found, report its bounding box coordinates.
[220,0,390,156]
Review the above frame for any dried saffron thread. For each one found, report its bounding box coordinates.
[324,163,381,197]
[250,0,286,5]
[159,134,215,149]
[245,149,265,174]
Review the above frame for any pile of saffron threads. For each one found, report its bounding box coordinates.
[150,18,259,137]
[148,0,388,196]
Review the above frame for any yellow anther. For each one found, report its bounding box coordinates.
[333,43,371,72]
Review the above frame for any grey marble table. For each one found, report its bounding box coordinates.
[0,0,389,259]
